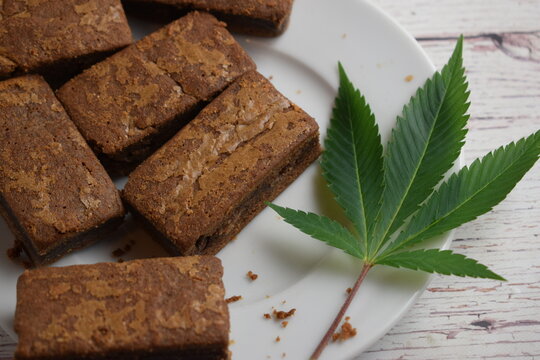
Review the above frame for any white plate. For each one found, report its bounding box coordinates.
[0,0,456,359]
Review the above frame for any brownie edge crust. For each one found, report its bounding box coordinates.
[123,71,321,256]
[123,0,294,37]
[14,256,229,360]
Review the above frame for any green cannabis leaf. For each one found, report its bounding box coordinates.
[267,36,540,360]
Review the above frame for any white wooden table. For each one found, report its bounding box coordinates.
[1,1,539,359]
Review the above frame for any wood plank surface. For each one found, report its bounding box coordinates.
[1,0,539,359]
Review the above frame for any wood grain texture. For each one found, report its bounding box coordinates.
[372,0,540,37]
[1,1,539,359]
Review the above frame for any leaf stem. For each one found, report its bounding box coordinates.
[310,262,373,360]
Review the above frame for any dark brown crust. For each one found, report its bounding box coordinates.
[122,0,293,37]
[57,12,255,172]
[0,198,124,266]
[0,0,132,87]
[15,256,229,360]
[122,71,320,256]
[0,75,125,266]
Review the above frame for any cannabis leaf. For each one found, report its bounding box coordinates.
[267,36,540,360]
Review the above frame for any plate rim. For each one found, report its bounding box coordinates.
[0,1,461,359]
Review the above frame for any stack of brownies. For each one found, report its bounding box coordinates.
[0,1,319,359]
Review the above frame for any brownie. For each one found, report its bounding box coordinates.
[122,71,320,256]
[57,11,256,173]
[15,256,229,360]
[0,75,125,266]
[123,0,294,37]
[0,0,133,88]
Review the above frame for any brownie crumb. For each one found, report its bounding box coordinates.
[247,271,259,281]
[268,75,274,80]
[6,243,22,260]
[273,308,296,319]
[332,319,357,342]
[346,287,352,294]
[282,353,286,358]
[281,321,288,328]
[281,300,287,304]
[226,295,243,304]
[341,33,347,39]
[112,239,137,258]
[7,242,32,268]
[275,336,280,342]
[405,74,414,82]
[112,248,126,257]
[264,313,271,319]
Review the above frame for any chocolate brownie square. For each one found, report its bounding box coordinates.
[0,75,125,266]
[0,0,133,87]
[122,71,320,256]
[15,256,229,359]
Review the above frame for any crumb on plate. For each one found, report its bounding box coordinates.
[112,239,136,258]
[273,308,296,319]
[225,295,243,304]
[247,270,258,281]
[332,318,357,342]
[7,242,22,260]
